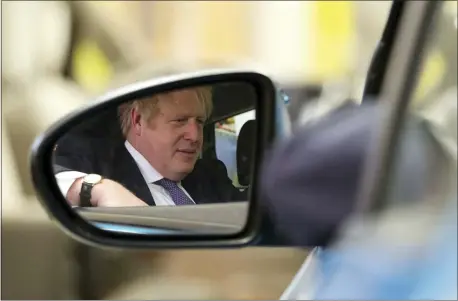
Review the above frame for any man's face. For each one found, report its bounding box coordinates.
[136,89,206,181]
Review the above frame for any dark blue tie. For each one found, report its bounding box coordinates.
[155,178,195,205]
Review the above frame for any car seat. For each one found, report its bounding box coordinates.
[236,120,257,187]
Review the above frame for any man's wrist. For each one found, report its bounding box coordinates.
[66,177,85,206]
[91,178,109,206]
[87,178,148,207]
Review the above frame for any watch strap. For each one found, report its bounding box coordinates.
[79,181,94,207]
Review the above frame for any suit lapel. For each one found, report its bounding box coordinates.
[109,144,156,206]
[182,177,208,205]
[182,160,217,205]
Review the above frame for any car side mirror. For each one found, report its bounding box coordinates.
[30,69,278,249]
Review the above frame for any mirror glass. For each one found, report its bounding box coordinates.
[52,81,257,235]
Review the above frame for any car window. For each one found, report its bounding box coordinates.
[413,2,457,104]
[215,110,255,187]
[384,2,457,214]
[411,1,457,154]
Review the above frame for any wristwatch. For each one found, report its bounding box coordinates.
[79,174,103,207]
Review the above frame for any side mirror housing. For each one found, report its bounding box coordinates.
[30,69,281,249]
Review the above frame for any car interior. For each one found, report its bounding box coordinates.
[52,81,258,234]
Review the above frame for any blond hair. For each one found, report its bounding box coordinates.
[118,85,213,137]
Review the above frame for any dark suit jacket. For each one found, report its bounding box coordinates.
[53,138,247,206]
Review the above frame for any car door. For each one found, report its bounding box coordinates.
[281,1,456,299]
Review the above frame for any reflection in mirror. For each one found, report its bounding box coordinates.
[52,81,257,235]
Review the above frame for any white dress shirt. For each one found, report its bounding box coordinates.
[55,141,195,206]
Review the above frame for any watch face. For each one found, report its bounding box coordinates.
[84,174,102,185]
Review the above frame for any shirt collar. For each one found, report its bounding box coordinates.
[124,140,163,184]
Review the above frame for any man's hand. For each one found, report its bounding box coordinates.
[66,178,148,207]
[91,179,148,207]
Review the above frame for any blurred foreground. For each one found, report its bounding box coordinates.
[4,1,456,299]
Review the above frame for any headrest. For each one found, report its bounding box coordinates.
[236,120,256,187]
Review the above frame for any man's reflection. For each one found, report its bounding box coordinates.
[54,86,247,207]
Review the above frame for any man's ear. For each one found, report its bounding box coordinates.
[130,108,143,136]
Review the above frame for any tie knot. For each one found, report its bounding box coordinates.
[155,178,178,189]
[154,178,195,205]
